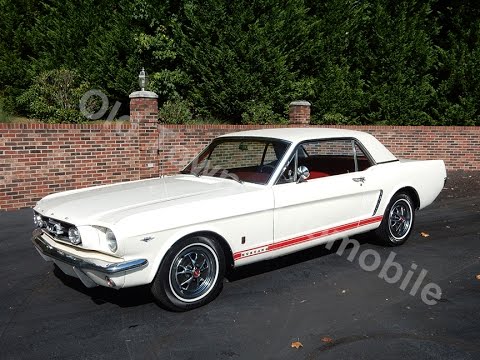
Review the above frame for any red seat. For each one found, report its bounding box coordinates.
[308,171,330,180]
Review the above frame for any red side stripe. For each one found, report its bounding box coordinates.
[358,215,383,226]
[233,215,383,261]
[268,220,358,251]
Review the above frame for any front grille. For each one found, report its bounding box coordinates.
[35,213,73,243]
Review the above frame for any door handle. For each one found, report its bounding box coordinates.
[352,177,365,183]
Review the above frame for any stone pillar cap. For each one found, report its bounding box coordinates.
[289,100,311,107]
[129,90,158,99]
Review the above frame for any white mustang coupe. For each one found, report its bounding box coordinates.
[32,128,446,311]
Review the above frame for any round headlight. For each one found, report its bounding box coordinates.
[33,214,44,228]
[106,229,117,252]
[68,227,82,245]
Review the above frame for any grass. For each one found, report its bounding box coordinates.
[1,115,230,125]
[0,106,12,123]
[0,114,131,124]
[0,114,40,124]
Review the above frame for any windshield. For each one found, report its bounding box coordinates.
[181,137,290,185]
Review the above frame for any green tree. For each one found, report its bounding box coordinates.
[173,0,313,122]
[431,1,480,125]
[17,68,92,123]
[0,0,41,113]
[1,0,479,125]
[129,0,189,104]
[307,0,439,125]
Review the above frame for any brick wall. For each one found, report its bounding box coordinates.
[0,123,149,211]
[1,123,479,211]
[157,125,480,173]
[346,125,479,171]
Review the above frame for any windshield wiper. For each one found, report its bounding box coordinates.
[191,169,201,177]
[180,168,201,177]
[221,172,243,184]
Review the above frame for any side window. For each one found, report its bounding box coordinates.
[299,139,356,177]
[303,140,352,157]
[277,139,372,183]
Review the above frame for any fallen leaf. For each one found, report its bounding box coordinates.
[475,274,480,280]
[321,336,334,343]
[420,232,430,238]
[291,341,303,349]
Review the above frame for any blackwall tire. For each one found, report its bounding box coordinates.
[151,235,225,311]
[375,192,415,246]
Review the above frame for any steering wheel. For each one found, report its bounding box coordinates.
[259,164,275,174]
[280,168,294,183]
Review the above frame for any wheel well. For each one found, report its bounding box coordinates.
[178,231,235,271]
[396,187,420,209]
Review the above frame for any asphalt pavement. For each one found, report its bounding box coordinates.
[0,171,479,360]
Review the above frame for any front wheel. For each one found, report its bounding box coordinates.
[151,235,225,311]
[375,192,415,246]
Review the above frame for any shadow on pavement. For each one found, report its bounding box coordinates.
[51,234,378,308]
[226,233,378,282]
[53,265,154,307]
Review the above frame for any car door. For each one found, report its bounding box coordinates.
[272,138,380,252]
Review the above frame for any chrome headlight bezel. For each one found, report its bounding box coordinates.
[105,228,118,252]
[68,227,82,245]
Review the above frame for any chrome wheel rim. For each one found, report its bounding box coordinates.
[169,243,219,302]
[388,199,413,241]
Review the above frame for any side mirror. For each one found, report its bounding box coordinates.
[296,166,310,183]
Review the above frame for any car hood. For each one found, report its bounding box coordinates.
[34,175,254,225]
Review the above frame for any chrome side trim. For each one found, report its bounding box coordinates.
[32,234,148,275]
[372,190,383,216]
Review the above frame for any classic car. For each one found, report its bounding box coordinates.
[32,128,447,311]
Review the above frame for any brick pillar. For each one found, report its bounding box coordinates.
[129,90,159,179]
[289,100,311,125]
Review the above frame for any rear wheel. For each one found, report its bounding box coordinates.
[151,235,225,311]
[375,192,415,246]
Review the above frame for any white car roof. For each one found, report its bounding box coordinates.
[219,127,397,164]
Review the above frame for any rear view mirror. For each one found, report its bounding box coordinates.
[239,143,248,151]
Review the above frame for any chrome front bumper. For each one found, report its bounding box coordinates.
[32,230,148,288]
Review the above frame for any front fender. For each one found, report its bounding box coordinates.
[143,224,230,285]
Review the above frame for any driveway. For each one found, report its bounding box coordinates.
[0,172,479,359]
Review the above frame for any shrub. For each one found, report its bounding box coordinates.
[0,95,12,123]
[241,101,286,125]
[17,69,92,123]
[158,99,193,124]
[311,113,357,125]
